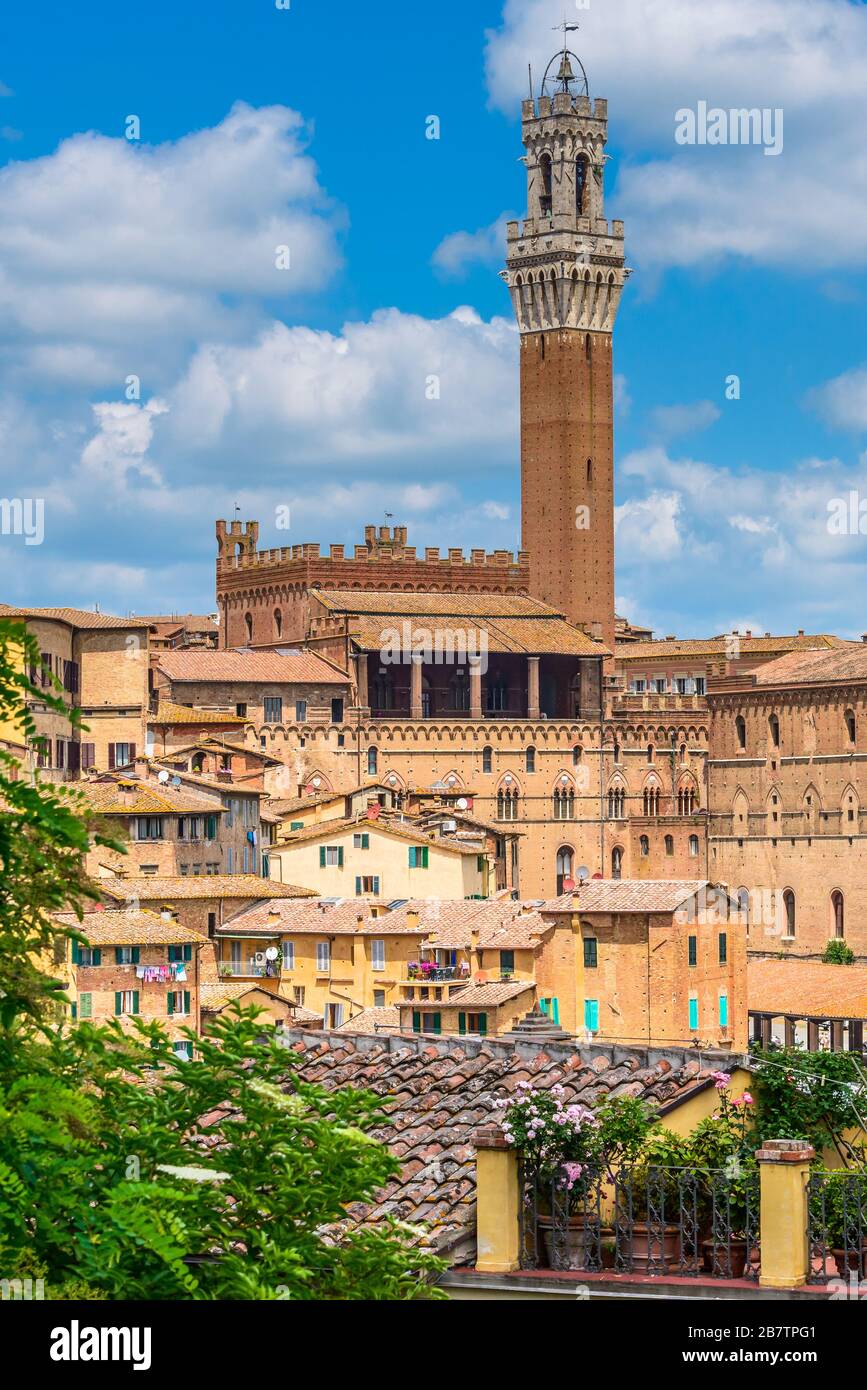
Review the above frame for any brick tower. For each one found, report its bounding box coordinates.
[502,47,627,653]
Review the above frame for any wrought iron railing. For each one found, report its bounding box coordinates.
[807,1170,867,1284]
[519,1163,760,1280]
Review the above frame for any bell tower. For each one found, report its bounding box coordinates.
[501,46,628,653]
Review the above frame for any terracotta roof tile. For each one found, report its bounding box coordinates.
[55,908,202,946]
[150,701,247,726]
[616,633,849,661]
[157,649,349,685]
[281,1032,725,1258]
[748,957,867,1019]
[215,898,422,936]
[1,606,150,630]
[749,646,867,688]
[79,778,224,815]
[99,874,315,901]
[335,1006,400,1034]
[539,879,712,914]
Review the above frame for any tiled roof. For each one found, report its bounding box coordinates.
[157,649,349,684]
[79,778,224,815]
[402,978,535,1009]
[150,701,247,726]
[616,633,848,662]
[0,606,150,630]
[336,1006,400,1034]
[98,874,315,901]
[313,589,607,656]
[749,646,867,688]
[748,958,867,1019]
[276,816,479,856]
[540,880,711,914]
[267,783,389,816]
[55,909,202,946]
[281,1031,730,1259]
[136,613,218,630]
[216,899,423,937]
[148,763,260,799]
[200,982,321,1020]
[381,899,552,950]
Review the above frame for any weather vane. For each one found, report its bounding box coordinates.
[553,17,581,48]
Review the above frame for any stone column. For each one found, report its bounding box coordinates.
[474,1125,521,1274]
[410,656,423,721]
[469,660,482,720]
[527,655,540,720]
[756,1139,815,1289]
[355,652,369,709]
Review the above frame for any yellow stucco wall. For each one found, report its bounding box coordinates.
[267,822,486,900]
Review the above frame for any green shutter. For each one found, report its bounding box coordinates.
[421,846,429,868]
[477,855,484,872]
[92,948,101,966]
[478,1013,487,1037]
[184,991,190,1016]
[539,998,549,1016]
[167,991,174,1016]
[719,993,728,1028]
[115,946,124,964]
[337,847,344,868]
[355,875,362,895]
[290,820,303,830]
[689,997,699,1031]
[373,877,380,895]
[319,845,326,868]
[131,946,140,964]
[114,991,122,1016]
[79,994,91,1020]
[432,1012,441,1035]
[458,1011,466,1036]
[408,847,415,868]
[551,997,560,1025]
[184,944,192,962]
[132,991,139,1016]
[71,1002,77,1021]
[412,1010,421,1034]
[71,941,80,965]
[362,833,369,849]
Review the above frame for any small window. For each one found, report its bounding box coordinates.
[664,834,674,856]
[583,998,599,1032]
[689,997,699,1031]
[525,746,536,773]
[371,940,386,971]
[500,949,515,974]
[316,941,331,972]
[718,932,727,964]
[331,698,344,723]
[367,746,378,776]
[236,702,247,718]
[373,989,386,1007]
[845,710,856,745]
[688,936,697,967]
[353,832,370,849]
[783,889,796,937]
[264,697,282,723]
[769,713,780,748]
[572,745,582,766]
[583,938,597,969]
[736,715,746,750]
[832,890,845,939]
[688,835,699,857]
[639,834,649,857]
[295,699,307,723]
[611,846,623,879]
[482,745,493,774]
[408,845,429,869]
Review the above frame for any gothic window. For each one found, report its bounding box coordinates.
[587,458,593,482]
[244,612,253,644]
[639,835,649,857]
[688,834,699,857]
[539,152,553,217]
[736,715,746,750]
[482,745,493,774]
[664,834,674,856]
[679,744,686,764]
[769,713,780,749]
[576,155,588,215]
[526,746,536,774]
[553,785,576,820]
[273,608,282,639]
[607,785,625,819]
[845,709,856,745]
[832,890,845,939]
[573,745,583,766]
[782,889,796,937]
[611,846,623,879]
[497,787,519,822]
[367,746,378,777]
[555,846,574,895]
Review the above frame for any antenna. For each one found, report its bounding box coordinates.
[528,62,533,100]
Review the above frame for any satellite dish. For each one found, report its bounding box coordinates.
[577,865,590,881]
[157,770,169,783]
[447,775,456,786]
[504,773,513,784]
[171,776,181,788]
[592,872,603,880]
[312,776,321,788]
[456,797,468,810]
[264,946,279,960]
[563,877,576,892]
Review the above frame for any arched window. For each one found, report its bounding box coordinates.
[555,846,574,895]
[832,890,845,939]
[647,744,655,763]
[613,740,621,764]
[611,846,623,879]
[526,746,536,774]
[587,457,593,482]
[367,746,378,777]
[679,744,687,764]
[553,785,575,820]
[540,152,553,216]
[482,745,493,774]
[585,333,592,362]
[782,889,796,937]
[688,834,699,857]
[845,709,856,745]
[664,834,674,856]
[576,154,588,215]
[737,887,750,927]
[497,787,519,821]
[244,612,253,644]
[736,715,746,750]
[607,785,625,819]
[639,834,649,857]
[572,745,583,766]
[273,608,282,639]
[769,713,780,748]
[191,752,204,773]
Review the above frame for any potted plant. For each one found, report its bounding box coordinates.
[496,1083,601,1270]
[687,1074,758,1277]
[407,961,419,979]
[819,1172,867,1275]
[623,1129,690,1271]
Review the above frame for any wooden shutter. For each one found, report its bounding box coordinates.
[79,994,91,1020]
[458,1012,466,1036]
[337,847,344,868]
[421,847,429,868]
[131,947,140,964]
[92,948,101,966]
[432,1012,441,1035]
[115,991,122,1015]
[361,833,369,849]
[184,991,190,1016]
[71,941,80,965]
[132,991,139,1015]
[115,947,124,964]
[108,744,115,769]
[412,1010,421,1033]
[408,847,415,868]
[319,845,326,867]
[355,876,362,895]
[373,877,380,895]
[167,992,174,1016]
[129,743,136,762]
[478,1013,487,1036]
[184,944,192,962]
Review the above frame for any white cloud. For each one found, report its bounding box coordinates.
[482,500,510,520]
[431,213,515,278]
[80,399,168,488]
[0,102,342,388]
[485,0,867,271]
[808,365,867,431]
[648,400,720,442]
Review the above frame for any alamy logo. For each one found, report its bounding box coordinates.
[379,622,489,674]
[0,497,44,545]
[675,101,783,156]
[1,1277,44,1299]
[49,1321,152,1371]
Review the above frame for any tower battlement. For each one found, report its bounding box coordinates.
[216,521,527,575]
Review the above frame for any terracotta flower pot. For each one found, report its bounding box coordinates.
[833,1245,867,1275]
[701,1238,749,1279]
[538,1214,593,1271]
[629,1223,679,1272]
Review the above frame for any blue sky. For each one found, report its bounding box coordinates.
[3,0,867,637]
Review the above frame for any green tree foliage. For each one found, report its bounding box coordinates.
[750,1047,867,1165]
[822,939,856,965]
[0,621,444,1298]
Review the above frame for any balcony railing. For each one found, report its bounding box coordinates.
[219,962,277,979]
[406,965,470,982]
